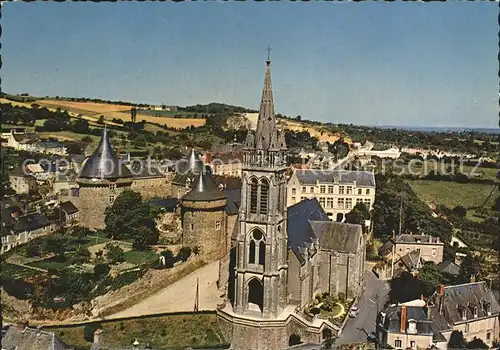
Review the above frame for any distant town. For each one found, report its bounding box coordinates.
[1,59,499,350]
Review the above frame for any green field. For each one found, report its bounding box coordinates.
[46,313,225,350]
[123,250,158,265]
[397,161,498,181]
[409,180,497,210]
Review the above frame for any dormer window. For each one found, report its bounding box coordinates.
[483,301,491,315]
[473,306,478,318]
[458,307,467,321]
[407,320,417,334]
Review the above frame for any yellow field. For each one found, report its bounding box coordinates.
[36,100,205,129]
[279,119,343,143]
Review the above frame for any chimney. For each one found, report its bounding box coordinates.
[438,284,445,315]
[400,305,407,333]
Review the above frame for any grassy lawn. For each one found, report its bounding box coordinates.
[84,236,112,247]
[38,131,101,143]
[47,313,225,350]
[27,257,71,271]
[123,250,158,265]
[409,180,496,209]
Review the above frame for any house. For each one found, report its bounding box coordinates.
[437,260,461,277]
[9,167,37,194]
[286,169,376,222]
[377,304,447,350]
[379,233,444,265]
[207,152,243,178]
[1,212,54,254]
[1,128,38,150]
[59,201,79,225]
[392,249,425,278]
[1,322,72,350]
[430,282,500,346]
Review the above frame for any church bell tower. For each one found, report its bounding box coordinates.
[233,50,289,318]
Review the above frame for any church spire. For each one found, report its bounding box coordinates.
[254,48,284,150]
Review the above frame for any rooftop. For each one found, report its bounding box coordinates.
[293,169,376,187]
[182,171,227,202]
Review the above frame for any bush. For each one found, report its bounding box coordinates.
[176,246,192,262]
[83,323,101,343]
[105,244,124,264]
[93,263,111,280]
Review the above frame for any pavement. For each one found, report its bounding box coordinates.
[335,271,390,346]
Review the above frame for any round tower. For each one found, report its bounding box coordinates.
[76,126,133,229]
[180,170,227,261]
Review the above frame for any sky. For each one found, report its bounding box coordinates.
[2,2,498,128]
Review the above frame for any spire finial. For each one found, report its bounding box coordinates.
[266,45,272,66]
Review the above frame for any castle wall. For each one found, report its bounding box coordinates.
[131,176,171,200]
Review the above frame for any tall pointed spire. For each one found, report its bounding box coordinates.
[254,48,284,150]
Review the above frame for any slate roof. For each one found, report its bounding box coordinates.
[309,221,363,254]
[128,162,164,179]
[294,169,375,187]
[11,212,51,234]
[59,201,78,215]
[437,261,461,276]
[399,250,422,271]
[1,325,72,350]
[433,282,500,327]
[382,305,433,335]
[182,171,227,202]
[395,234,442,245]
[378,240,394,256]
[224,188,241,215]
[79,127,132,179]
[287,198,330,263]
[171,149,204,186]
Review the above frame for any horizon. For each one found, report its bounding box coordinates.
[2,2,497,128]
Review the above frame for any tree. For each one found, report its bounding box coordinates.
[161,249,175,268]
[458,254,481,283]
[448,330,466,349]
[93,263,111,280]
[105,244,124,264]
[417,262,443,296]
[466,337,488,349]
[345,202,370,226]
[389,272,426,303]
[104,190,159,249]
[70,226,92,245]
[452,205,467,218]
[97,115,105,124]
[176,246,192,262]
[73,246,91,264]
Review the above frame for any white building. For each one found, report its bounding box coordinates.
[286,169,376,222]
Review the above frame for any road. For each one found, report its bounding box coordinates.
[107,261,222,320]
[336,271,390,346]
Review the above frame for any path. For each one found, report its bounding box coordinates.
[107,260,222,319]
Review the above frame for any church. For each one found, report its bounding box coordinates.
[216,54,367,349]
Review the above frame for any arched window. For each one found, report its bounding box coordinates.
[249,240,256,264]
[250,178,258,214]
[259,178,269,214]
[248,229,265,266]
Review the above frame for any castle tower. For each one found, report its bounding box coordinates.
[233,51,288,318]
[76,126,133,229]
[180,170,227,260]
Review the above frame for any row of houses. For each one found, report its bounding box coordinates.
[1,128,67,155]
[1,198,78,254]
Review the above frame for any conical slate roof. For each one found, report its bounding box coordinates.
[182,170,227,202]
[79,126,132,179]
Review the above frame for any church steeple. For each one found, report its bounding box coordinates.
[253,49,286,151]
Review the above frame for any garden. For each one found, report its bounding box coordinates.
[304,292,352,323]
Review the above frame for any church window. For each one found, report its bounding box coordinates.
[249,241,256,264]
[339,186,345,194]
[250,178,258,214]
[259,178,269,214]
[215,221,221,230]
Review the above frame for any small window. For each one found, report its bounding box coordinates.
[292,188,296,195]
[291,196,296,204]
[320,185,326,194]
[109,183,116,190]
[215,221,221,230]
[109,195,115,204]
[346,186,352,194]
[190,223,194,230]
[432,248,436,256]
[302,186,306,193]
[395,340,402,348]
[346,198,353,209]
[327,198,334,209]
[464,322,469,333]
[473,306,478,318]
[410,341,416,349]
[339,186,345,195]
[487,332,491,340]
[366,189,370,195]
[328,185,334,194]
[357,188,362,195]
[309,186,314,193]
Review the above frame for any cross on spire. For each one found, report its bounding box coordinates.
[266,45,272,66]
